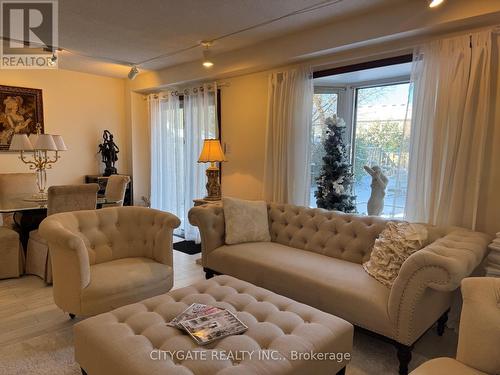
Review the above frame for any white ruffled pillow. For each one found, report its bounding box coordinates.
[363,221,428,288]
[223,197,271,245]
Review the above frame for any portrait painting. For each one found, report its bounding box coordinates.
[0,85,44,151]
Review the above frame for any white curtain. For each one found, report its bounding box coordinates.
[149,84,218,242]
[183,84,218,241]
[263,66,313,206]
[150,93,185,235]
[405,29,494,229]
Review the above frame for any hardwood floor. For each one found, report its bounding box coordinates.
[0,251,205,348]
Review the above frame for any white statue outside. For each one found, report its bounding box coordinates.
[364,165,388,216]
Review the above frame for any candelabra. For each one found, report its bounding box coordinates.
[9,125,67,200]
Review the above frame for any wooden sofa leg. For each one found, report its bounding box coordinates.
[204,268,214,279]
[437,309,450,336]
[395,343,413,375]
[336,366,346,375]
[81,368,87,375]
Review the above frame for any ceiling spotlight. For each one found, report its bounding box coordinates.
[429,0,444,8]
[201,41,214,68]
[48,52,57,66]
[128,65,139,80]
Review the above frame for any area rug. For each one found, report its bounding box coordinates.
[173,240,201,255]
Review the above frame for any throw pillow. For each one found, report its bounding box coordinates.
[363,221,428,288]
[223,197,271,245]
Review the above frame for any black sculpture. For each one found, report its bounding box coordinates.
[98,130,119,176]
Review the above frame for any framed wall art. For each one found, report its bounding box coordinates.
[0,85,44,151]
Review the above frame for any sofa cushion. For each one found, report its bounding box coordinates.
[81,257,173,315]
[207,242,393,338]
[268,203,388,264]
[223,197,271,244]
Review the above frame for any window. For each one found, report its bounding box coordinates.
[311,57,413,217]
[353,82,412,217]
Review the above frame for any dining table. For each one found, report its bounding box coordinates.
[0,194,119,252]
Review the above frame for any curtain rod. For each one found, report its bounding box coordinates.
[145,82,229,100]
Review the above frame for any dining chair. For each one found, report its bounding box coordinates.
[25,184,99,284]
[0,173,37,228]
[0,173,37,278]
[102,175,130,207]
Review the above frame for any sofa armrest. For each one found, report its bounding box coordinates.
[188,204,225,265]
[152,211,181,266]
[39,218,91,290]
[388,229,491,344]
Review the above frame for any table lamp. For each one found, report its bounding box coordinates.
[9,124,67,200]
[197,139,226,200]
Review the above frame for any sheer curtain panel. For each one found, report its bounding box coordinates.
[183,84,218,242]
[149,93,184,235]
[263,66,313,206]
[405,30,494,229]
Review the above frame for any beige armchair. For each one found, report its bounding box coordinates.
[411,277,500,375]
[39,206,180,318]
[26,184,99,284]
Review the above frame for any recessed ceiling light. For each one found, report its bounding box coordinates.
[429,0,444,8]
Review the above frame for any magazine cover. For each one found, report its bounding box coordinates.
[167,303,223,328]
[180,309,248,345]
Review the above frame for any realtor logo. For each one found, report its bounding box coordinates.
[1,0,58,69]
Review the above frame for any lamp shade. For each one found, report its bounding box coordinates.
[9,133,33,151]
[51,135,67,151]
[33,134,57,150]
[28,133,38,147]
[197,139,226,163]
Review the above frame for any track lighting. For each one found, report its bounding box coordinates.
[201,41,214,68]
[128,65,139,80]
[429,0,444,8]
[48,52,57,66]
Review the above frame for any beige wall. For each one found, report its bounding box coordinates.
[220,71,268,199]
[128,90,149,204]
[0,69,128,187]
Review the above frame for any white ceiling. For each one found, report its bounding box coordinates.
[57,0,406,76]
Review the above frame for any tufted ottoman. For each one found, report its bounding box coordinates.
[74,275,353,375]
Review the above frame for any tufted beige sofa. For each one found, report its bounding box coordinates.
[74,275,353,375]
[189,203,491,374]
[411,277,500,375]
[39,206,180,317]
